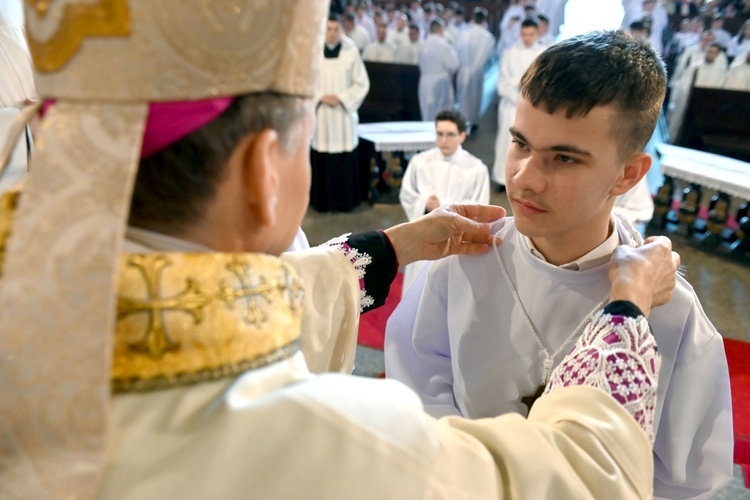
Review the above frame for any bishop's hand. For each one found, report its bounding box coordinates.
[384,204,506,266]
[608,236,681,317]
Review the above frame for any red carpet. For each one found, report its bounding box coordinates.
[357,272,402,350]
[725,338,750,487]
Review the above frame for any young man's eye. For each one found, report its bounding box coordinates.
[557,155,576,164]
[511,139,528,150]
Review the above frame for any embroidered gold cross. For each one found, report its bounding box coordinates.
[218,259,303,327]
[118,255,211,360]
[277,265,304,312]
[218,259,274,328]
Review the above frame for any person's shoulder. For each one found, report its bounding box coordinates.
[412,147,439,162]
[459,149,489,169]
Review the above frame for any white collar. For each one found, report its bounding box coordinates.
[439,145,463,162]
[523,217,619,271]
[124,226,211,253]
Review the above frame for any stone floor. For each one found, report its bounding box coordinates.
[301,99,750,496]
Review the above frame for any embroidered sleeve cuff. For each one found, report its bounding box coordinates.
[322,231,398,313]
[602,300,644,318]
[545,311,661,444]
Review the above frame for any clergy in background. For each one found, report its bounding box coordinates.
[362,22,397,62]
[310,14,370,212]
[342,12,371,52]
[395,24,421,64]
[724,52,750,91]
[668,43,727,142]
[492,17,544,190]
[417,18,459,121]
[456,8,495,130]
[399,109,490,295]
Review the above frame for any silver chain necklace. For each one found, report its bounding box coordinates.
[491,235,609,384]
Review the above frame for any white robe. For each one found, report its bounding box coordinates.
[728,36,750,59]
[394,40,419,65]
[496,5,524,56]
[385,216,733,499]
[724,59,750,91]
[492,41,545,185]
[312,40,370,154]
[386,28,409,49]
[101,354,653,499]
[345,25,371,52]
[456,24,495,125]
[417,34,459,121]
[668,57,728,142]
[614,175,654,226]
[398,146,491,294]
[362,40,397,63]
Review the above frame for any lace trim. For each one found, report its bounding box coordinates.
[545,311,661,444]
[322,233,374,312]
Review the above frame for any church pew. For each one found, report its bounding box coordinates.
[674,87,750,163]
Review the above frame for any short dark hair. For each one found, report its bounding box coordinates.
[130,93,308,234]
[328,13,342,24]
[521,17,539,29]
[429,18,444,33]
[537,13,549,24]
[435,109,467,133]
[520,30,666,159]
[629,20,651,36]
[343,12,356,23]
[473,7,488,24]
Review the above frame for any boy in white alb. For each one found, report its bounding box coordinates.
[386,30,733,499]
[399,109,490,294]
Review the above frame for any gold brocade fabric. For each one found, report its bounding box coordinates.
[0,194,305,393]
[115,252,304,392]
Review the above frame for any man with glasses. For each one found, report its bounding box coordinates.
[399,109,490,294]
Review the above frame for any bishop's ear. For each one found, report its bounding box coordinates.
[234,128,281,228]
[611,152,652,196]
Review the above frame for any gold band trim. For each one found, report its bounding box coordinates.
[113,338,301,393]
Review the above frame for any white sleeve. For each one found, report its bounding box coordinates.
[398,156,430,221]
[652,300,733,499]
[385,262,462,418]
[497,54,520,103]
[339,51,370,112]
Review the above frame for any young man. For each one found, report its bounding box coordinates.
[399,109,490,294]
[492,17,544,190]
[395,23,421,64]
[311,14,370,213]
[362,22,397,62]
[1,1,687,497]
[386,31,733,499]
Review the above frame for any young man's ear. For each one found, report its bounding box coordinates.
[611,152,651,196]
[233,128,281,227]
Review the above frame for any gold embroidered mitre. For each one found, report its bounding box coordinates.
[0,1,329,498]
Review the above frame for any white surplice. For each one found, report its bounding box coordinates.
[312,40,370,154]
[456,24,495,125]
[387,28,409,49]
[362,40,397,63]
[417,34,459,121]
[394,40,419,65]
[492,41,545,185]
[398,146,491,294]
[385,216,733,499]
[724,59,750,91]
[614,175,654,226]
[668,57,728,142]
[345,25,371,52]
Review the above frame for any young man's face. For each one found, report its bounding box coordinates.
[705,45,720,62]
[505,98,632,258]
[435,120,465,157]
[520,26,539,47]
[326,21,342,45]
